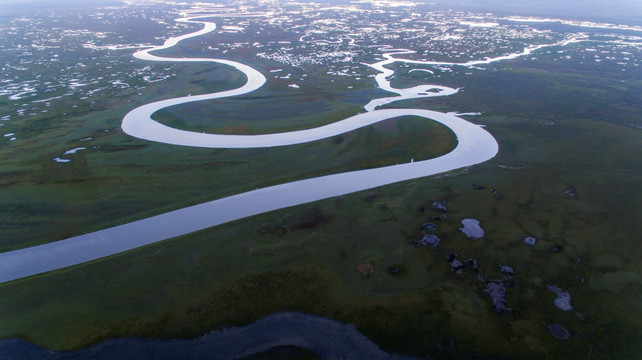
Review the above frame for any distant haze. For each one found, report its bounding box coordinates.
[0,0,117,17]
[426,0,642,24]
[315,0,642,25]
[0,0,640,25]
[0,0,642,25]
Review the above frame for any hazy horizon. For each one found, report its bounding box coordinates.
[1,0,641,25]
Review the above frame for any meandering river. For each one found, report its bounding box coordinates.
[0,10,499,283]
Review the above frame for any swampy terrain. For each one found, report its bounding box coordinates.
[0,0,640,359]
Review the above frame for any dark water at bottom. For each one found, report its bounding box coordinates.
[0,312,416,360]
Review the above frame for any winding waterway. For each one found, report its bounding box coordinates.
[0,10,499,283]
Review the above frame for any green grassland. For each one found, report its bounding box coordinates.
[1,36,641,360]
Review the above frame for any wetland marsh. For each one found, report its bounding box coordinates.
[0,0,641,359]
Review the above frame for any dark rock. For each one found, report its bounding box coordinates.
[487,188,501,199]
[466,258,478,271]
[420,234,440,247]
[549,245,563,253]
[433,216,442,222]
[472,184,485,190]
[418,206,426,213]
[446,253,465,273]
[387,265,406,276]
[547,324,570,340]
[577,275,585,284]
[421,222,438,231]
[410,239,421,246]
[466,258,483,280]
[432,200,447,212]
